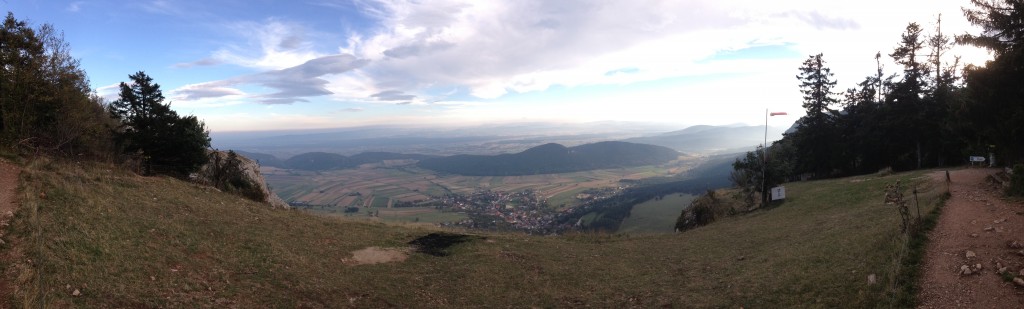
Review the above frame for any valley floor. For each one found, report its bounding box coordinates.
[918,168,1024,308]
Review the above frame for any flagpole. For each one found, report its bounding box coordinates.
[762,108,768,208]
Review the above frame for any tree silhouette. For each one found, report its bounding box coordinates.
[109,71,210,176]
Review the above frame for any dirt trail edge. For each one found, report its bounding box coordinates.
[0,160,21,307]
[918,168,1024,308]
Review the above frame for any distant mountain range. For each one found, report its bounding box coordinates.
[622,125,785,153]
[233,124,786,173]
[416,141,680,176]
[233,150,434,171]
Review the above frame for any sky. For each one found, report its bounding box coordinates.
[4,0,992,133]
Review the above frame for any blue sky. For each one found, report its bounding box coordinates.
[5,0,990,132]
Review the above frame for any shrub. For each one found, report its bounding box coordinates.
[1008,164,1024,196]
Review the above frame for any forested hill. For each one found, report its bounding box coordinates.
[417,141,680,176]
[236,151,434,171]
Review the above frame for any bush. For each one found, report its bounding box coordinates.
[1008,164,1024,196]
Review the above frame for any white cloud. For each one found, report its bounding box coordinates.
[172,83,245,101]
[211,19,325,70]
[95,82,122,103]
[331,0,985,104]
[171,0,991,129]
[172,58,222,68]
[171,54,367,105]
[66,1,84,12]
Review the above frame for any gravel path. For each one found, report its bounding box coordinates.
[918,168,1024,308]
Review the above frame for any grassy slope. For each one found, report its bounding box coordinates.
[4,160,945,308]
[618,193,696,234]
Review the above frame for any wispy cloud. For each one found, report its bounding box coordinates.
[172,58,222,68]
[139,0,186,16]
[173,84,244,100]
[211,19,324,70]
[174,54,367,104]
[66,1,85,12]
[370,90,416,101]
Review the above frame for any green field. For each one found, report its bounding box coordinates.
[5,161,946,307]
[618,193,697,234]
[264,158,699,214]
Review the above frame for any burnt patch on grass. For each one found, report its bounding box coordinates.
[408,233,479,256]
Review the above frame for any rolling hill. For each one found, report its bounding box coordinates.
[234,150,434,171]
[417,141,680,176]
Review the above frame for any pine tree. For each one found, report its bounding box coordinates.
[959,0,1024,163]
[109,71,210,176]
[797,54,839,127]
[790,53,839,177]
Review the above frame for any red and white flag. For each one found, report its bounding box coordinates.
[769,112,788,116]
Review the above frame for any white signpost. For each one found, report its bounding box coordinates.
[771,186,786,201]
[970,156,986,167]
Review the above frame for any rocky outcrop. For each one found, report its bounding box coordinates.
[194,150,289,209]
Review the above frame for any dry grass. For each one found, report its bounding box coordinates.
[2,160,945,307]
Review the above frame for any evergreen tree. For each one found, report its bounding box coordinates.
[109,71,210,176]
[789,53,839,176]
[959,0,1024,164]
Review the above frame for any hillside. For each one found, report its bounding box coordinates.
[623,125,786,153]
[1,160,946,307]
[232,150,285,168]
[237,151,434,171]
[417,141,680,176]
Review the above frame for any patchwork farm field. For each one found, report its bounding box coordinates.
[263,157,699,222]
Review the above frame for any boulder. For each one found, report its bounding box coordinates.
[194,150,289,209]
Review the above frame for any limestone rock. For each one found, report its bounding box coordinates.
[1015,277,1024,287]
[867,274,877,285]
[966,250,976,259]
[72,289,81,297]
[194,150,289,209]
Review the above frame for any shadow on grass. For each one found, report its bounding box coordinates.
[408,233,479,256]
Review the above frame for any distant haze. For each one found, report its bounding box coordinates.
[214,122,788,158]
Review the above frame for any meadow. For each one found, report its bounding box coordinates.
[4,160,947,307]
[617,193,697,234]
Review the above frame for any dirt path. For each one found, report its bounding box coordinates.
[0,160,21,308]
[918,168,1024,308]
[0,160,17,221]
